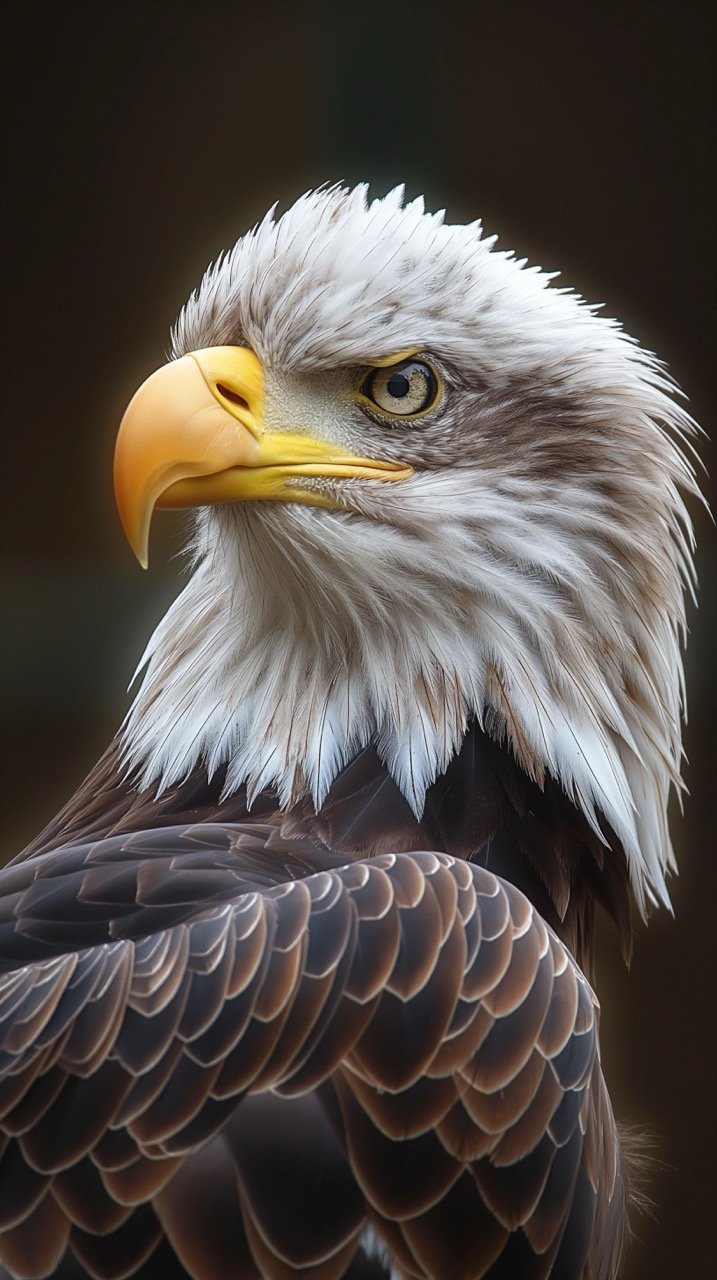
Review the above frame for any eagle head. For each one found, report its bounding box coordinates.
[115,184,699,916]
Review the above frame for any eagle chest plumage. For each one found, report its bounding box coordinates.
[0,186,699,1280]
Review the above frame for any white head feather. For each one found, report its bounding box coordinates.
[122,184,700,916]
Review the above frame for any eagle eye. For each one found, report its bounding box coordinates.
[360,359,440,419]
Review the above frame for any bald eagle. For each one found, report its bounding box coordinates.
[0,186,700,1280]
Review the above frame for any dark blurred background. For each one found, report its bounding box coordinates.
[2,3,715,1275]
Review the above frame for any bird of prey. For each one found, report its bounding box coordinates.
[0,186,700,1280]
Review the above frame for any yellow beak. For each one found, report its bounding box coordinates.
[113,346,413,566]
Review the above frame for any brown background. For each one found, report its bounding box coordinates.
[2,4,715,1276]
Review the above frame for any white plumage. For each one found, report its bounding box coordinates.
[123,184,699,915]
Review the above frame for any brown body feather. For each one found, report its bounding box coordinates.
[1,724,632,1279]
[22,721,633,975]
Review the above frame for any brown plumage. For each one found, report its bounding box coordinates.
[2,727,628,1279]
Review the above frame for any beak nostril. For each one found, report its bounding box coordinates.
[216,382,250,411]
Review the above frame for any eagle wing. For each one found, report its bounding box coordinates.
[0,826,621,1280]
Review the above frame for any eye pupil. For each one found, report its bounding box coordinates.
[386,373,410,398]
